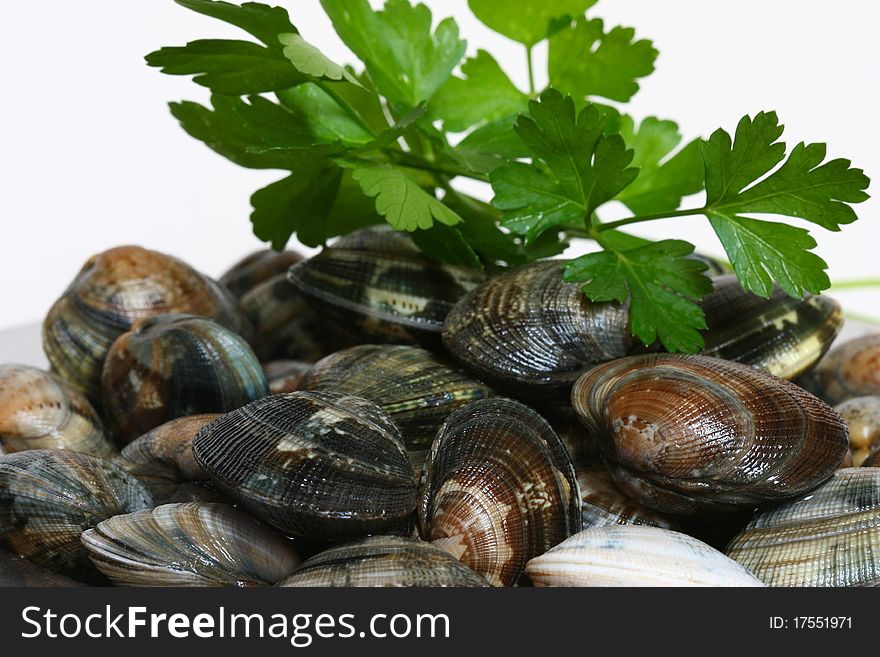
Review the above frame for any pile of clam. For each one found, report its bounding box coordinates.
[1,230,879,587]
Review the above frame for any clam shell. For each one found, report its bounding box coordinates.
[726,468,880,586]
[219,249,303,299]
[263,360,312,394]
[526,526,764,587]
[808,333,880,405]
[193,391,417,539]
[82,502,300,587]
[576,464,678,530]
[0,364,116,459]
[834,396,880,467]
[419,398,581,587]
[0,547,80,586]
[101,314,268,444]
[277,535,489,587]
[0,449,153,581]
[572,354,848,514]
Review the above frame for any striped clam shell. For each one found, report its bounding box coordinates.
[526,526,764,587]
[807,333,880,405]
[726,468,880,586]
[277,535,489,587]
[81,502,300,587]
[219,249,303,299]
[263,360,312,394]
[418,398,581,587]
[572,354,848,514]
[442,260,635,396]
[0,449,153,582]
[576,464,679,530]
[0,364,116,459]
[698,275,842,380]
[193,391,417,540]
[834,396,880,466]
[101,314,268,444]
[42,245,243,403]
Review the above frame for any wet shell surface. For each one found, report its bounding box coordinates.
[525,526,764,587]
[572,354,848,514]
[81,502,300,587]
[442,260,634,396]
[576,464,678,530]
[120,414,220,500]
[698,275,841,380]
[0,364,116,459]
[277,535,489,587]
[809,334,880,405]
[834,396,880,467]
[726,468,880,586]
[263,360,312,394]
[193,391,417,540]
[219,249,303,299]
[42,245,243,403]
[101,314,267,444]
[0,449,153,581]
[301,344,493,452]
[419,397,581,587]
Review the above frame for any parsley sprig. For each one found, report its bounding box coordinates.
[148,0,870,352]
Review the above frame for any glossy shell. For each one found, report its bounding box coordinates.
[576,464,678,530]
[120,414,220,499]
[0,449,153,581]
[0,364,116,459]
[101,314,268,444]
[526,526,764,587]
[193,391,417,540]
[834,396,880,466]
[442,260,634,396]
[698,275,842,380]
[263,360,312,394]
[572,354,848,514]
[302,344,493,452]
[81,502,300,587]
[219,249,302,299]
[726,468,880,586]
[808,334,880,405]
[43,245,243,402]
[277,535,488,587]
[419,398,581,587]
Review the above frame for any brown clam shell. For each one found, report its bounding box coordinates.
[834,396,880,467]
[219,249,303,299]
[263,360,312,394]
[809,334,880,405]
[576,464,679,530]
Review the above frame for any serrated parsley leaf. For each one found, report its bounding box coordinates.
[174,0,296,50]
[564,239,712,351]
[616,115,704,215]
[321,0,465,108]
[549,17,657,103]
[429,50,528,132]
[468,0,597,46]
[491,90,637,242]
[278,33,362,86]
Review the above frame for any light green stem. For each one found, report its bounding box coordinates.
[526,45,536,97]
[829,278,880,290]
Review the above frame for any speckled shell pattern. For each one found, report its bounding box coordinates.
[698,275,842,380]
[101,314,268,444]
[192,391,417,540]
[808,334,880,405]
[277,535,489,587]
[726,468,880,586]
[834,396,880,466]
[219,249,303,299]
[576,464,679,530]
[287,239,487,347]
[571,354,848,514]
[419,397,581,587]
[120,414,220,500]
[0,449,154,581]
[525,526,764,587]
[302,345,493,452]
[42,246,243,403]
[263,360,312,394]
[0,364,116,459]
[81,502,300,587]
[442,260,634,397]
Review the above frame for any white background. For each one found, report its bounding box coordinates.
[0,0,877,331]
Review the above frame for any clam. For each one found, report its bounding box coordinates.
[572,354,848,514]
[193,391,417,540]
[81,502,300,587]
[301,344,493,453]
[263,360,312,394]
[43,245,243,403]
[0,449,153,581]
[833,396,880,467]
[0,548,80,586]
[0,364,116,459]
[120,414,220,499]
[277,535,489,587]
[864,443,880,467]
[219,249,303,299]
[525,526,764,587]
[698,275,842,380]
[418,397,581,587]
[725,468,880,586]
[101,314,268,444]
[576,464,678,530]
[807,334,880,405]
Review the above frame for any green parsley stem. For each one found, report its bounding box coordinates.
[383,151,491,182]
[526,45,536,97]
[829,278,880,290]
[315,81,377,137]
[595,207,707,232]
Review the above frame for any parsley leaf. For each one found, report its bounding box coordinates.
[491,90,637,242]
[468,0,597,46]
[549,17,657,102]
[173,0,297,49]
[278,33,362,86]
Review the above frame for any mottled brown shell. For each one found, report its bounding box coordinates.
[419,398,581,587]
[808,334,880,405]
[219,249,303,299]
[572,354,848,514]
[576,464,679,530]
[834,396,880,467]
